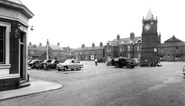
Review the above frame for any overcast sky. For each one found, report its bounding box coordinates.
[21,0,185,48]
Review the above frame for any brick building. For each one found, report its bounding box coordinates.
[28,42,48,60]
[104,33,142,61]
[74,42,105,61]
[0,0,34,91]
[158,35,185,61]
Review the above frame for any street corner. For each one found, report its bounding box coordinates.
[0,79,63,101]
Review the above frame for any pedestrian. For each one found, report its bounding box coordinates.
[95,58,98,66]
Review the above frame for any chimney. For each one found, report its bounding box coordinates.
[57,42,60,46]
[92,42,95,47]
[81,44,85,48]
[100,42,103,47]
[130,32,135,39]
[29,42,32,45]
[39,43,42,46]
[33,44,36,48]
[117,34,120,40]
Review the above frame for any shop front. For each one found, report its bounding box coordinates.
[0,0,34,91]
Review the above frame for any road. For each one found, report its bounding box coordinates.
[1,62,185,106]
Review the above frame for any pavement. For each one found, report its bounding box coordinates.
[0,78,63,101]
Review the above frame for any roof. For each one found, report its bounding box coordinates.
[108,36,142,46]
[145,8,154,20]
[49,45,64,51]
[28,46,46,51]
[76,46,104,51]
[0,0,34,19]
[7,0,23,4]
[32,50,46,57]
[158,42,185,48]
[63,47,72,51]
[164,35,182,43]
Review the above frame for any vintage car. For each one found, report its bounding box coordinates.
[28,59,43,69]
[111,57,135,68]
[56,59,83,71]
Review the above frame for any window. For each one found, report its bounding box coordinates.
[128,53,130,59]
[119,47,122,52]
[30,51,34,54]
[137,46,140,51]
[107,47,111,52]
[161,48,163,52]
[123,46,124,52]
[128,45,130,51]
[99,50,101,54]
[0,26,5,63]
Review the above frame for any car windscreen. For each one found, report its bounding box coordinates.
[51,60,55,64]
[64,60,71,64]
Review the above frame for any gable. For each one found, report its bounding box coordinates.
[164,35,182,43]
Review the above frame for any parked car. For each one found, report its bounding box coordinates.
[41,59,53,70]
[97,58,105,63]
[111,57,135,68]
[130,58,140,66]
[56,59,83,71]
[106,58,113,66]
[47,60,59,69]
[28,60,43,69]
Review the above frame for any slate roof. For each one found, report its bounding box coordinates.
[49,45,64,51]
[107,36,142,46]
[32,50,46,57]
[158,42,185,48]
[28,46,46,51]
[164,35,182,43]
[76,46,104,51]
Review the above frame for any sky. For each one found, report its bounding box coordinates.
[20,0,185,48]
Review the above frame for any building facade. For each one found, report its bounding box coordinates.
[104,33,142,61]
[0,0,34,91]
[74,42,105,61]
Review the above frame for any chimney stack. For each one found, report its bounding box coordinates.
[29,42,32,45]
[130,32,135,39]
[39,43,42,46]
[57,42,60,46]
[117,34,120,40]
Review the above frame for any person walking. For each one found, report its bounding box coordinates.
[95,58,98,66]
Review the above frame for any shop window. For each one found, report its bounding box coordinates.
[0,26,5,64]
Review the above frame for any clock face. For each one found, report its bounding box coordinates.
[144,24,151,31]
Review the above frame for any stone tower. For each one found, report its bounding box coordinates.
[141,9,159,66]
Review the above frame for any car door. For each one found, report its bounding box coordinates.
[68,60,75,69]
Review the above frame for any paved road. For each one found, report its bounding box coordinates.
[1,62,185,106]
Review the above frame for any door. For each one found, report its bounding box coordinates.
[19,31,26,79]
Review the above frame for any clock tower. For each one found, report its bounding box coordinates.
[141,9,159,66]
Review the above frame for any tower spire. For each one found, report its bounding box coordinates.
[145,8,154,20]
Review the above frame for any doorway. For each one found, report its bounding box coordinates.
[19,31,26,79]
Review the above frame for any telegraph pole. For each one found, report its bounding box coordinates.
[46,39,49,59]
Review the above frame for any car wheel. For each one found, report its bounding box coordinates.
[78,67,81,70]
[127,64,131,68]
[58,69,62,71]
[64,66,68,71]
[115,63,119,68]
